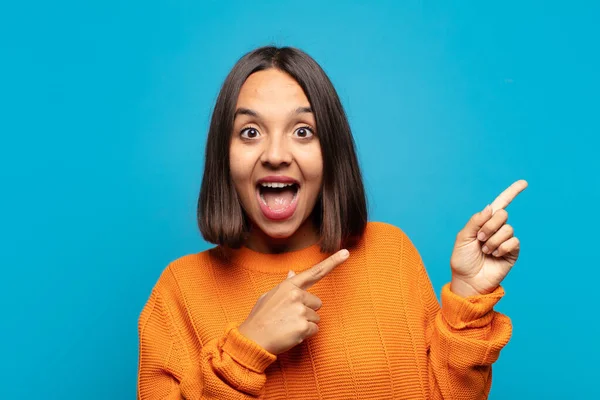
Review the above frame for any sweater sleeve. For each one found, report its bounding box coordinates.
[137,288,277,399]
[417,264,512,400]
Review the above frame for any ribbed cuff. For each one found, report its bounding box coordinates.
[221,323,277,373]
[441,283,505,329]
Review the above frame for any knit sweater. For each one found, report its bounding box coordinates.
[137,222,512,399]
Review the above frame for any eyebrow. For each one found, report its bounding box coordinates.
[294,106,312,115]
[234,107,259,118]
[233,106,313,119]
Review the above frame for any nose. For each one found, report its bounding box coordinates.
[260,135,292,168]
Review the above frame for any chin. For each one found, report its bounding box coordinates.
[257,219,299,239]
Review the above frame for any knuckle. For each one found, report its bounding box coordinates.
[288,289,302,302]
[315,298,323,310]
[497,209,508,219]
[295,303,306,316]
[311,265,324,279]
[500,238,515,252]
[504,224,514,235]
[299,320,311,335]
[302,321,318,337]
[508,238,520,250]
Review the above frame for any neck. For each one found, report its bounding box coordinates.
[244,218,320,254]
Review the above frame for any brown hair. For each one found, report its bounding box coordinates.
[198,46,367,252]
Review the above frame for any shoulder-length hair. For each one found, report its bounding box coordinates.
[198,46,367,253]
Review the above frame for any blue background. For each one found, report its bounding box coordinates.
[2,0,598,398]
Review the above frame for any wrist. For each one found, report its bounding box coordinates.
[221,323,277,374]
[450,277,483,298]
[238,322,257,344]
[238,322,273,354]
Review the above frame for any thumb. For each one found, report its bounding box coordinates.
[286,270,296,279]
[460,204,493,241]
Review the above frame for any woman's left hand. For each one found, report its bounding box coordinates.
[449,180,528,297]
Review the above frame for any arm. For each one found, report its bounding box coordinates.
[137,289,276,400]
[402,181,525,398]
[418,264,512,400]
[138,250,349,399]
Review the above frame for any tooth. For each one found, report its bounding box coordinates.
[259,182,297,188]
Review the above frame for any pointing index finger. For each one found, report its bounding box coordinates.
[490,179,528,213]
[289,249,349,290]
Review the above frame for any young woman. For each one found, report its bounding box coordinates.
[137,46,527,399]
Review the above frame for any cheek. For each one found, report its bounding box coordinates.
[229,157,244,182]
[229,144,255,193]
[305,161,324,186]
[297,144,324,191]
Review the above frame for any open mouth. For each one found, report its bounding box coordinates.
[256,181,300,221]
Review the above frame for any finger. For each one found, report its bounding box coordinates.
[477,209,508,242]
[289,249,350,290]
[481,224,514,255]
[287,270,296,279]
[302,292,323,311]
[491,236,520,258]
[302,321,320,339]
[490,180,528,213]
[457,204,494,241]
[304,307,321,324]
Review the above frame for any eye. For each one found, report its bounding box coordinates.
[240,127,261,139]
[294,126,314,139]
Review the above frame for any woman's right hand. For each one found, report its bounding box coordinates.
[238,249,350,355]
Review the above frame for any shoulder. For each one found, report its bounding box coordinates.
[362,221,422,262]
[148,247,220,299]
[139,247,223,323]
[168,249,215,275]
[363,221,410,246]
[364,221,405,237]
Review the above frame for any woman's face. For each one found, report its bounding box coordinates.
[229,69,323,251]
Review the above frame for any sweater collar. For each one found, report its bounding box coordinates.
[223,242,331,273]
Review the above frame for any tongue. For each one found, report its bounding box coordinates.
[262,187,296,211]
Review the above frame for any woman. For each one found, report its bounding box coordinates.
[137,46,527,399]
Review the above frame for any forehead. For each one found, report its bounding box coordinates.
[236,69,310,108]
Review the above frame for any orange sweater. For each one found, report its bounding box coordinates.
[138,222,511,399]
